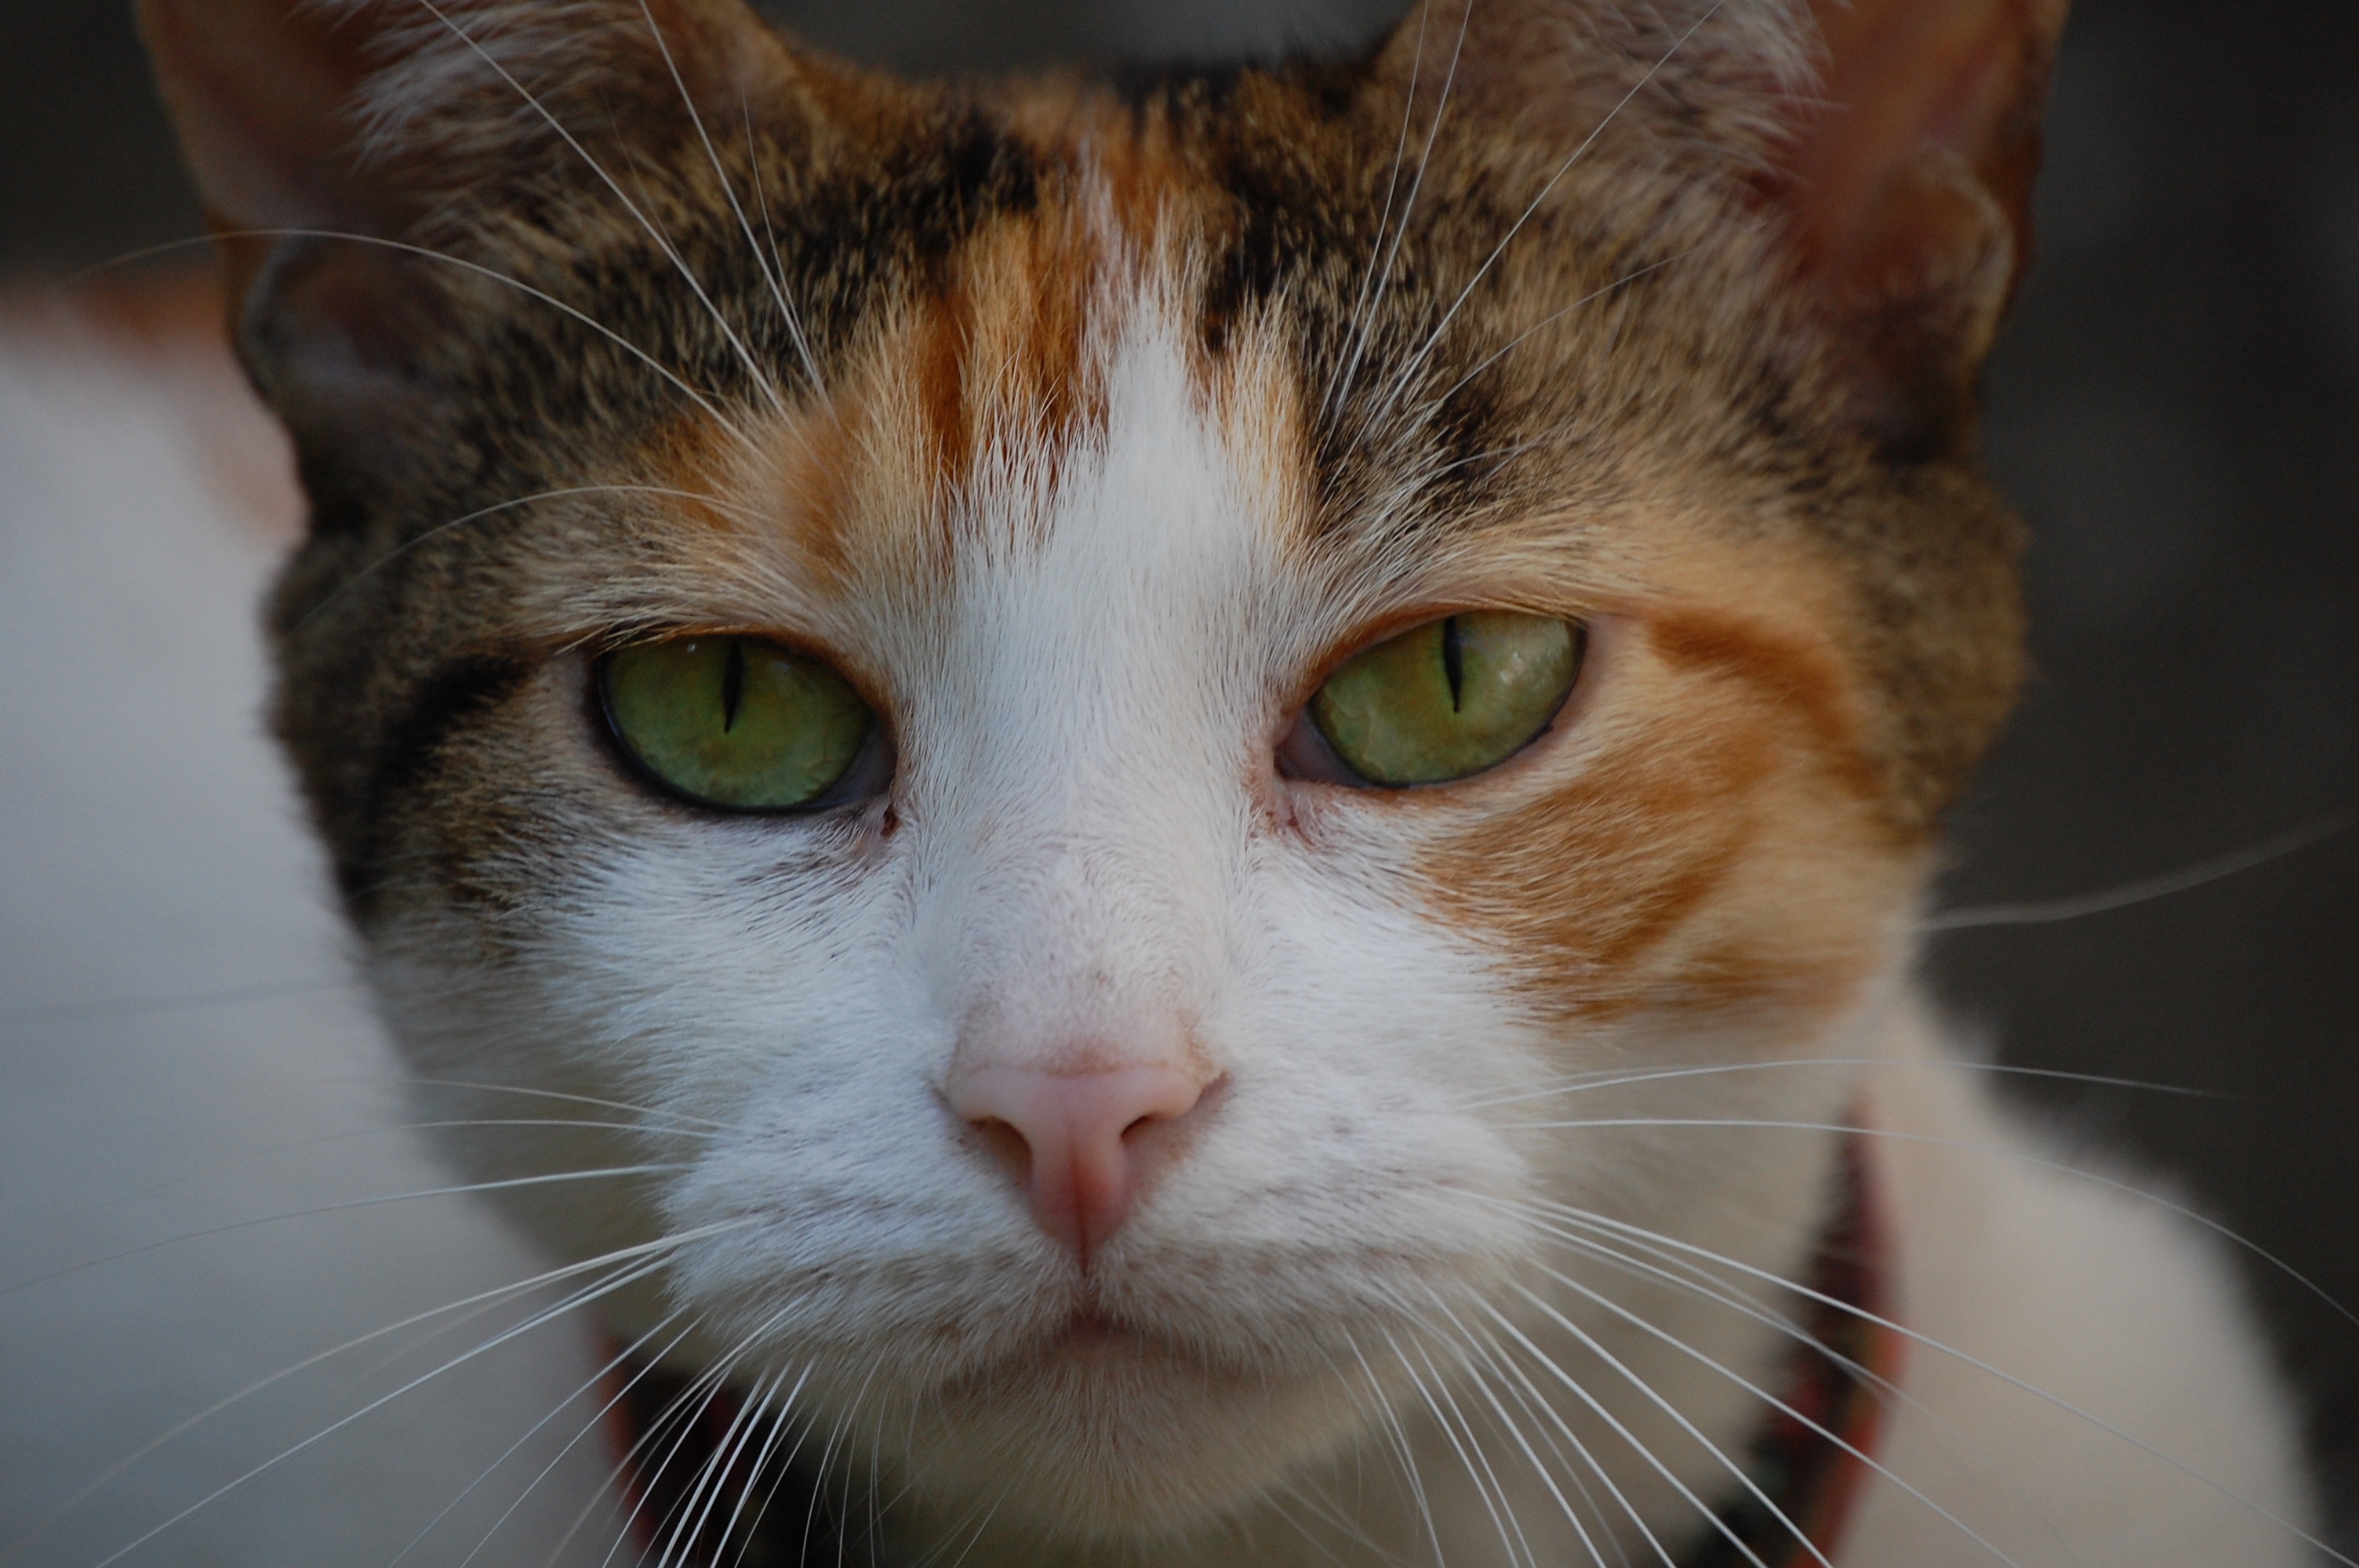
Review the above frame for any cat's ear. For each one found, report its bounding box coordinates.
[137,0,791,475]
[1772,0,2069,455]
[137,0,384,241]
[1383,0,2065,459]
[139,0,435,471]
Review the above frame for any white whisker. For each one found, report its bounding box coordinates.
[710,1363,815,1561]
[636,0,824,398]
[163,225,761,451]
[1489,1195,2359,1568]
[1456,1057,2212,1114]
[641,1299,821,1567]
[1469,1294,1780,1568]
[75,1240,707,1568]
[290,483,761,636]
[602,1360,738,1567]
[1513,1245,2023,1566]
[411,1309,694,1568]
[1412,240,1717,421]
[1,1164,692,1303]
[1435,1280,1701,1568]
[395,1078,733,1134]
[1368,4,1726,431]
[1496,1115,2359,1333]
[740,92,827,397]
[1319,0,1430,427]
[1347,1331,1450,1566]
[1384,1319,1535,1568]
[1433,1307,1630,1568]
[652,1367,773,1567]
[405,0,792,420]
[1507,1213,2136,1563]
[1923,815,2350,933]
[0,1116,692,1254]
[619,1298,817,1566]
[0,1231,732,1564]
[410,1117,718,1140]
[1326,0,1472,430]
[525,1318,712,1568]
[1513,1208,2049,1523]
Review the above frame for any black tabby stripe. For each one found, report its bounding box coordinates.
[336,652,531,908]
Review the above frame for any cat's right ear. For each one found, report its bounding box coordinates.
[138,0,456,474]
[138,0,413,251]
[140,0,806,488]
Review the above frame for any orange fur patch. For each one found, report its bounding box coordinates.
[914,212,1104,500]
[1645,608,1888,808]
[1407,620,1899,1031]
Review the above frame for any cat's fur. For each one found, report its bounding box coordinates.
[0,0,2324,1562]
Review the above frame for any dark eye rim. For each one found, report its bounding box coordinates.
[591,633,896,818]
[1274,613,1589,792]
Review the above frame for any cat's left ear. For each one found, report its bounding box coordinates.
[1772,0,2070,455]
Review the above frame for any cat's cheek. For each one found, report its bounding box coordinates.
[1382,606,1914,1038]
[355,734,917,1227]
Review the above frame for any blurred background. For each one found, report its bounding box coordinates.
[4,0,2354,1544]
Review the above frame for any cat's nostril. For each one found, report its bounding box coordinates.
[967,1116,1034,1184]
[947,1065,1208,1261]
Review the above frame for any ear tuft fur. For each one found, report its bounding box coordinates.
[143,0,798,245]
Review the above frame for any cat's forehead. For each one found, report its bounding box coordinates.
[551,80,1761,635]
[592,198,1692,711]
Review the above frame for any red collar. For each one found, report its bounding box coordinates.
[1678,1129,1903,1568]
[598,1134,1899,1566]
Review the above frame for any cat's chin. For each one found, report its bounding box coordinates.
[884,1312,1381,1539]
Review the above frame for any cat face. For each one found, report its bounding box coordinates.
[141,0,2056,1543]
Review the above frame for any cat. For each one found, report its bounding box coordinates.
[0,0,2335,1563]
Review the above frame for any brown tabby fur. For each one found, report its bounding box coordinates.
[137,0,2039,934]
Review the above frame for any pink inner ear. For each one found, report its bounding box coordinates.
[1784,0,2065,308]
[137,0,408,238]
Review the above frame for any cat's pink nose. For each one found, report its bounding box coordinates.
[947,1065,1206,1260]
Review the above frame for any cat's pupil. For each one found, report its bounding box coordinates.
[719,641,746,735]
[1441,616,1464,713]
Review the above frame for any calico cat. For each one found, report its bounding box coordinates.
[0,0,2331,1563]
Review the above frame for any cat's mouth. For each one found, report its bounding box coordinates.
[1053,1308,1145,1357]
[996,1305,1234,1381]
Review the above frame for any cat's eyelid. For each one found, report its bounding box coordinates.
[595,623,819,656]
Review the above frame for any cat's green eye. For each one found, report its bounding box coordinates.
[600,637,878,811]
[1305,612,1581,787]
